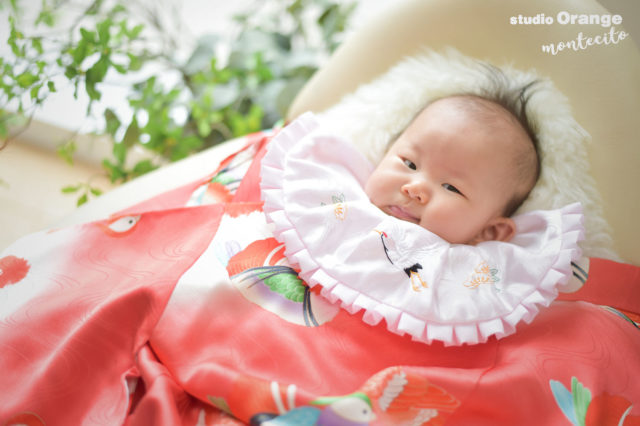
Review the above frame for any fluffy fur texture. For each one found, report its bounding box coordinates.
[317,49,618,260]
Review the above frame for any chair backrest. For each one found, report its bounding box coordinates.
[287,0,640,265]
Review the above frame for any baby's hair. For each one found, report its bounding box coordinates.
[473,64,541,216]
[479,62,541,216]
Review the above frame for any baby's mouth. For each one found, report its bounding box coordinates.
[387,205,419,223]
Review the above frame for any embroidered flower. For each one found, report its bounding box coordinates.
[464,261,500,289]
[321,193,348,220]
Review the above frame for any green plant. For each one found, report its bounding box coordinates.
[1,0,355,205]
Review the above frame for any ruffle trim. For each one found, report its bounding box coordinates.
[260,112,584,346]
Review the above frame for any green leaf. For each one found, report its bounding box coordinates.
[197,118,211,137]
[61,185,80,193]
[77,193,88,206]
[16,71,38,88]
[287,0,304,15]
[73,35,91,65]
[129,24,144,39]
[85,82,101,101]
[169,135,203,161]
[47,80,56,92]
[127,53,142,71]
[6,0,18,13]
[87,55,110,82]
[64,65,78,79]
[32,37,44,54]
[271,32,291,52]
[85,55,110,101]
[112,141,127,164]
[132,159,156,176]
[35,9,55,27]
[57,140,77,165]
[36,60,46,73]
[571,377,592,426]
[89,187,103,196]
[102,158,127,183]
[121,118,140,148]
[259,269,306,303]
[97,19,112,45]
[112,62,127,74]
[104,108,120,137]
[30,84,42,100]
[79,27,96,44]
[109,4,126,16]
[8,16,22,57]
[86,0,104,15]
[246,103,264,131]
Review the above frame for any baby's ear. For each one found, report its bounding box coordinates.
[470,217,516,245]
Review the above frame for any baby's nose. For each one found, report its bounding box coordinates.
[402,181,429,203]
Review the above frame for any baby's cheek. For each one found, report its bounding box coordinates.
[363,175,383,202]
[363,178,374,199]
[423,207,470,243]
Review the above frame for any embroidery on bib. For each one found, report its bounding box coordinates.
[405,263,428,292]
[320,192,348,221]
[375,229,429,292]
[464,261,500,290]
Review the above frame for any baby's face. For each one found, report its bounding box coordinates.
[365,97,527,245]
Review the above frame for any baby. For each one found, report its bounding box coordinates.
[365,89,539,245]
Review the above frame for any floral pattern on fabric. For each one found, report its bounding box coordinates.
[550,377,640,426]
[0,255,30,288]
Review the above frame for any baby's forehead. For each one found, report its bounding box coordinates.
[425,95,521,130]
[421,95,535,171]
[438,96,533,149]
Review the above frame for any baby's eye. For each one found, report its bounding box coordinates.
[442,183,463,195]
[402,158,417,170]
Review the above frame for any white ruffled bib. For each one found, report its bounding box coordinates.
[260,113,584,345]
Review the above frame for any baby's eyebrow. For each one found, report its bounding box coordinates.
[439,161,475,191]
[404,139,426,159]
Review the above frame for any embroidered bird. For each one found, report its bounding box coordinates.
[375,229,428,292]
[312,393,376,426]
[251,392,376,426]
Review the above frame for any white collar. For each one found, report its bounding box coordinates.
[260,113,584,346]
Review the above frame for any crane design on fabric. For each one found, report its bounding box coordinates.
[208,366,460,425]
[375,230,428,292]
